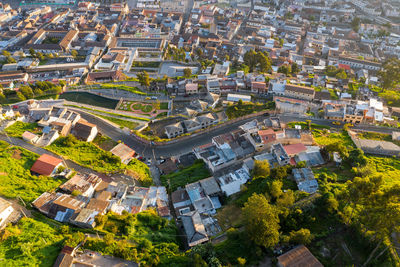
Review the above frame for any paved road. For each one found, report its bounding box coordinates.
[76,110,400,158]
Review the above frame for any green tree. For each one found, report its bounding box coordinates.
[6,57,16,64]
[16,91,26,101]
[2,50,11,57]
[71,50,78,58]
[19,85,34,99]
[29,48,36,57]
[378,58,400,90]
[289,228,313,244]
[252,160,270,178]
[335,69,347,79]
[270,180,283,199]
[137,71,150,88]
[242,193,280,247]
[183,68,192,78]
[278,65,291,76]
[277,190,295,207]
[291,62,300,74]
[351,17,361,32]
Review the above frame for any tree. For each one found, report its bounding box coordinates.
[244,49,271,73]
[29,48,36,57]
[291,62,300,74]
[71,50,78,58]
[335,69,347,79]
[351,17,361,32]
[289,228,313,244]
[2,50,11,57]
[19,85,33,99]
[270,180,283,199]
[277,190,295,207]
[252,160,270,178]
[16,91,26,101]
[378,58,400,90]
[183,68,192,78]
[242,193,280,247]
[6,57,16,64]
[137,71,150,88]
[346,148,367,168]
[278,65,291,76]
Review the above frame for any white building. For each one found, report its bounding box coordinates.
[0,198,14,229]
[227,93,251,102]
[217,167,250,196]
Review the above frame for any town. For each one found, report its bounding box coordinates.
[0,0,399,266]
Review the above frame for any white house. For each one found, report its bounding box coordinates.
[0,198,14,229]
[217,167,250,196]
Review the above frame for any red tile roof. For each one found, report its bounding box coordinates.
[31,154,63,176]
[283,143,307,156]
[258,129,276,144]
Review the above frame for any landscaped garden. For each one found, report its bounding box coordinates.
[118,100,169,117]
[0,141,64,202]
[99,83,147,95]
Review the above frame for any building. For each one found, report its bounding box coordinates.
[277,245,323,267]
[284,84,315,101]
[185,83,199,95]
[71,119,98,142]
[30,154,63,176]
[22,131,40,144]
[110,143,135,164]
[0,197,14,229]
[226,93,251,102]
[353,138,400,157]
[251,81,267,93]
[292,168,319,194]
[181,211,209,247]
[217,167,250,196]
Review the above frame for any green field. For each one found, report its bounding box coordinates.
[0,218,64,267]
[96,114,139,130]
[59,92,119,109]
[160,160,210,191]
[0,141,64,202]
[5,121,41,138]
[46,135,152,185]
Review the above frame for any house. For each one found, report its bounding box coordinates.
[277,245,323,267]
[226,93,251,102]
[171,189,193,217]
[110,143,135,164]
[251,81,267,93]
[181,211,209,247]
[274,96,309,114]
[353,138,400,157]
[292,168,319,194]
[199,177,221,196]
[22,131,40,144]
[284,143,307,157]
[157,158,178,175]
[165,123,184,139]
[207,78,220,93]
[86,199,109,215]
[217,167,250,196]
[271,143,290,166]
[85,70,125,84]
[48,194,86,222]
[185,83,198,95]
[59,173,102,198]
[71,119,98,142]
[31,154,63,176]
[0,197,14,229]
[284,84,315,101]
[70,208,99,228]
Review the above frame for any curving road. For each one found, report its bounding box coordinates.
[75,109,400,159]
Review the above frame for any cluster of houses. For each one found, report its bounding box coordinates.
[164,117,324,247]
[14,100,99,146]
[31,153,170,228]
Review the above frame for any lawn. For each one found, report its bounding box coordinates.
[66,104,150,122]
[46,136,152,185]
[59,92,119,109]
[93,134,118,151]
[100,84,146,95]
[286,121,331,130]
[312,130,354,147]
[160,160,211,191]
[0,141,64,202]
[5,121,41,138]
[0,218,64,267]
[225,102,275,119]
[96,114,139,130]
[131,103,153,113]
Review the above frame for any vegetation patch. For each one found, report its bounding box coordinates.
[5,121,41,138]
[160,160,210,191]
[47,135,152,185]
[226,101,274,119]
[100,83,146,95]
[0,218,64,267]
[0,141,64,202]
[96,114,139,130]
